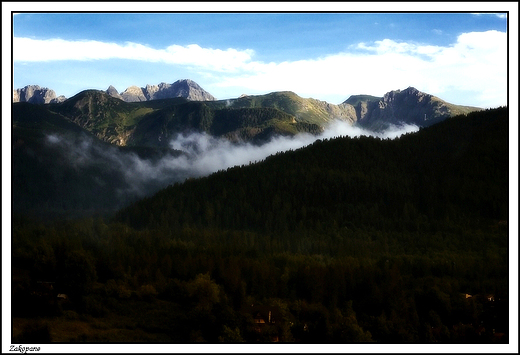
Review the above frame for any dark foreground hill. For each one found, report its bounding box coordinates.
[117,107,508,239]
[11,107,508,344]
[12,102,186,219]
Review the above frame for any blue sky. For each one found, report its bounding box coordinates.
[6,3,513,108]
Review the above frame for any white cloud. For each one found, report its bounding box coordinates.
[43,120,418,200]
[216,30,507,107]
[472,13,507,19]
[13,37,255,72]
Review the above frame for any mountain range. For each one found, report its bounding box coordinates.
[13,85,67,104]
[13,79,215,105]
[12,80,481,146]
[11,79,485,218]
[114,79,216,102]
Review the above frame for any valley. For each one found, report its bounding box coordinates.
[10,81,508,345]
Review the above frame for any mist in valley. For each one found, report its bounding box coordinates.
[43,120,419,212]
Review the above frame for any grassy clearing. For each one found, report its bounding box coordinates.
[124,108,155,127]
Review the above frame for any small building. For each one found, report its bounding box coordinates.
[245,304,283,342]
[250,305,279,326]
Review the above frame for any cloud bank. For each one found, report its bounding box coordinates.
[45,121,419,206]
[216,30,506,108]
[13,38,254,72]
[13,30,507,108]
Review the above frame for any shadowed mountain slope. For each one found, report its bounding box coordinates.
[116,107,508,236]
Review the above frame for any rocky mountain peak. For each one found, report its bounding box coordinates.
[13,79,216,104]
[13,85,65,104]
[121,86,147,102]
[106,85,123,100]
[383,86,426,103]
[119,79,216,102]
[169,79,216,101]
[352,86,477,131]
[381,87,432,108]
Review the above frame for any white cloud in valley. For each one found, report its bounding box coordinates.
[13,29,507,108]
[44,120,419,200]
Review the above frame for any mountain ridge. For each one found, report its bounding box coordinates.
[116,106,508,233]
[13,81,483,146]
[345,86,480,130]
[116,79,216,102]
[13,85,67,104]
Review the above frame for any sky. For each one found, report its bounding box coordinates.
[5,3,514,109]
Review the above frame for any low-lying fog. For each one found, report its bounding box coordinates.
[45,120,419,208]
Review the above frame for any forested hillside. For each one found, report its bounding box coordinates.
[11,108,509,344]
[16,90,328,150]
[11,98,322,219]
[118,107,508,236]
[12,102,187,218]
[128,104,322,147]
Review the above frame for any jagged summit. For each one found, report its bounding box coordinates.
[13,79,216,104]
[119,79,216,102]
[106,85,123,100]
[13,85,66,104]
[13,82,481,133]
[343,87,480,131]
[121,85,147,102]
